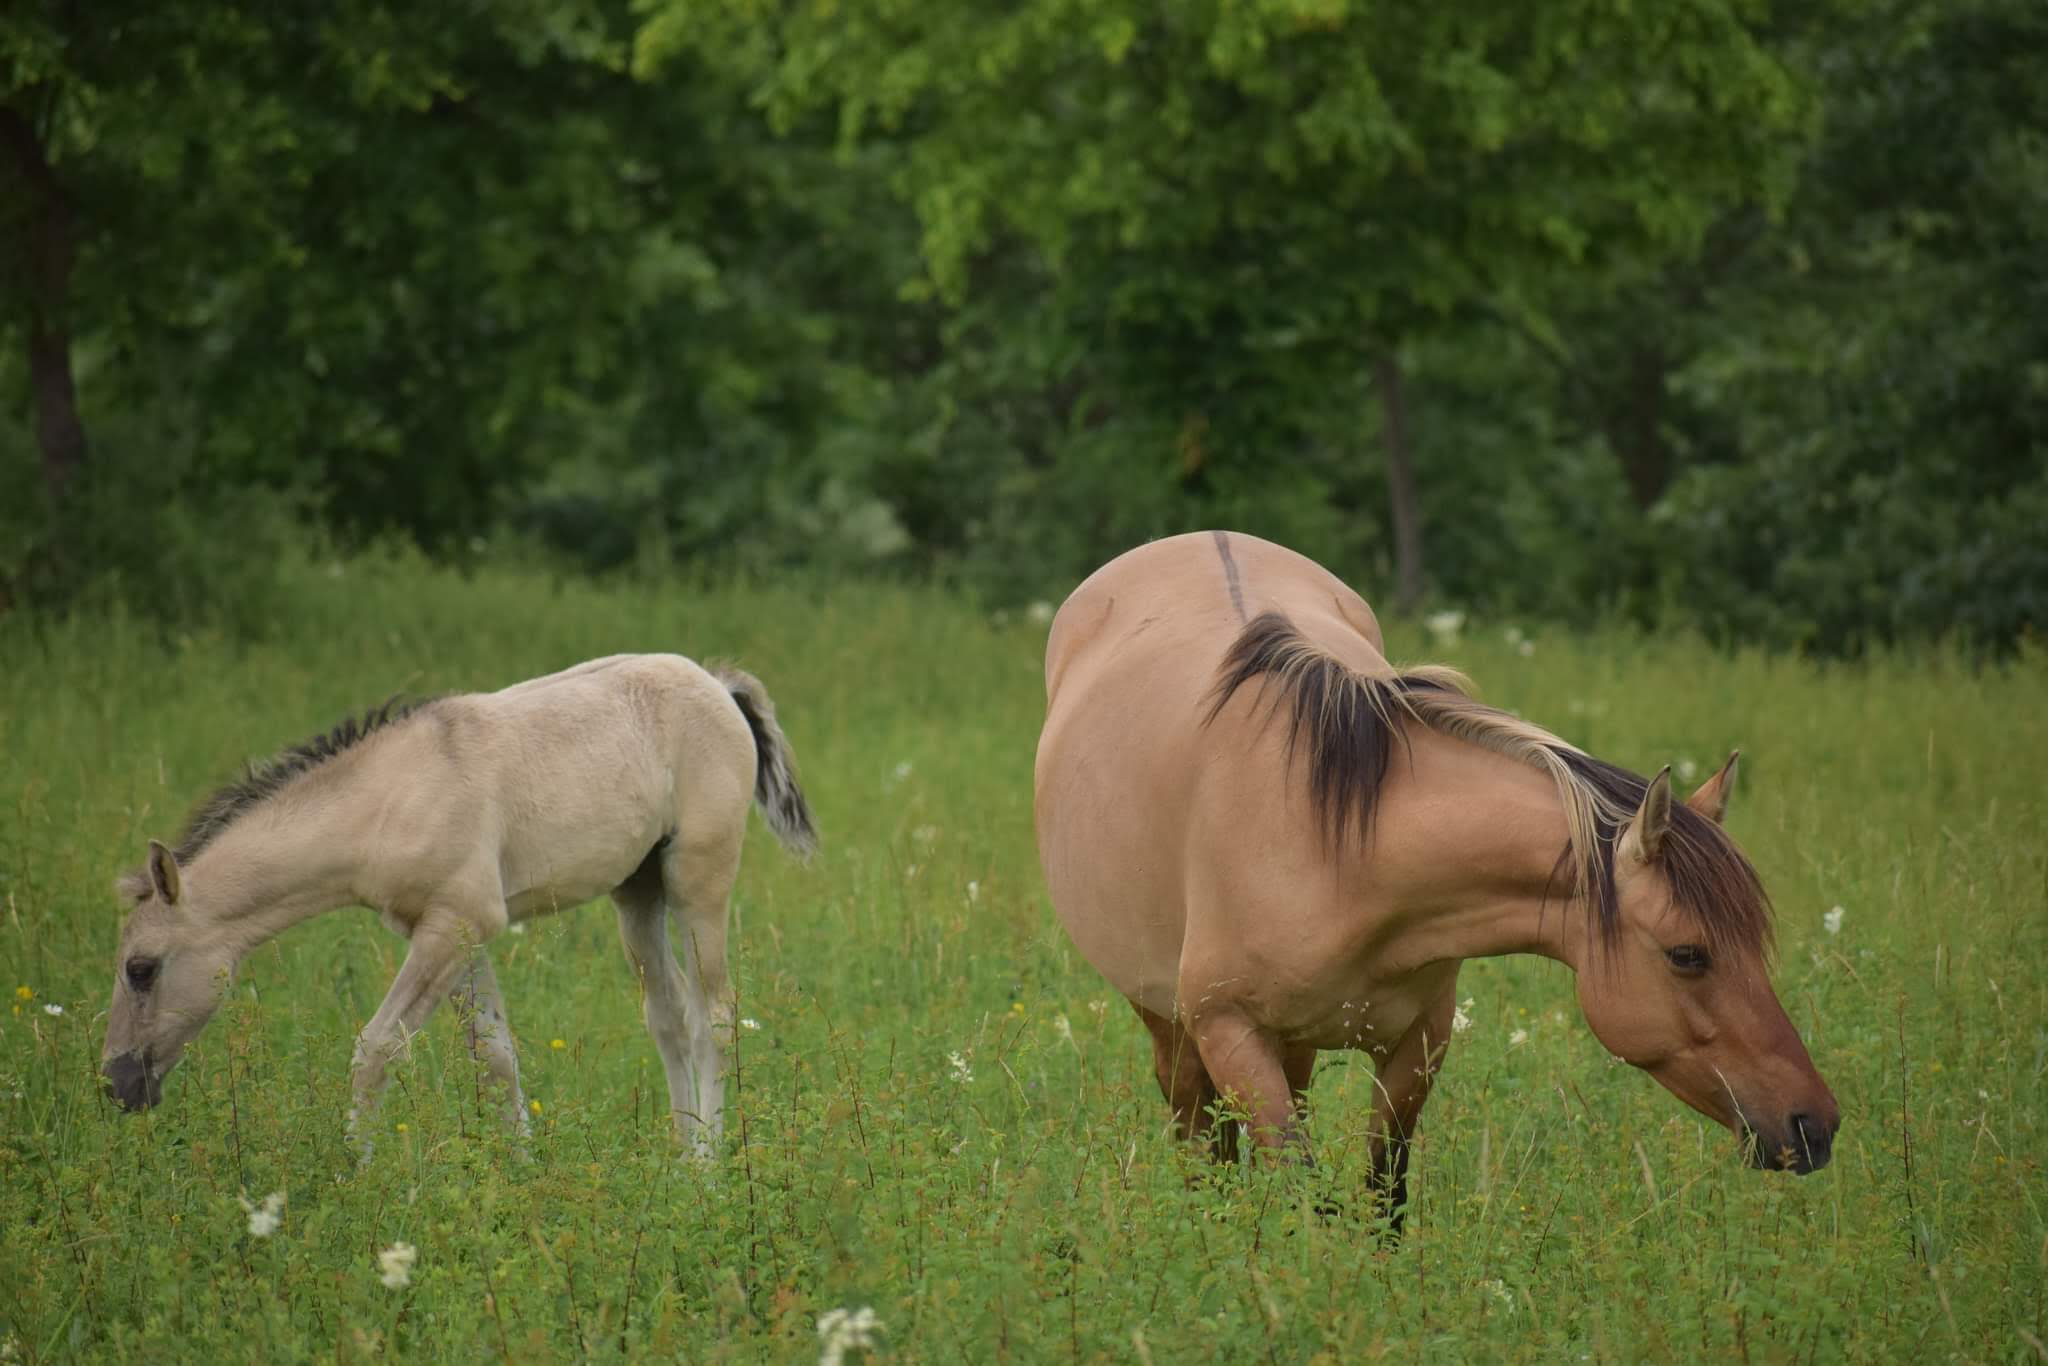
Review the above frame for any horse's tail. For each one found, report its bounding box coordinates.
[714,666,819,861]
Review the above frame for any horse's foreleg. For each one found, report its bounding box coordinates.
[348,921,474,1153]
[450,950,528,1135]
[1186,1006,1310,1163]
[1364,997,1455,1239]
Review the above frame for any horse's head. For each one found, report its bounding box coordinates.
[101,841,236,1111]
[1572,755,1840,1173]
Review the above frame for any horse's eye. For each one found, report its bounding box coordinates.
[125,958,160,991]
[1665,945,1710,975]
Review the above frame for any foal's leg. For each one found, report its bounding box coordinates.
[1364,996,1455,1237]
[612,881,707,1155]
[449,950,528,1134]
[1134,1002,1236,1163]
[663,827,745,1151]
[348,917,478,1147]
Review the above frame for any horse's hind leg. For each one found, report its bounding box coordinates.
[662,825,745,1151]
[450,951,528,1135]
[1135,1002,1238,1164]
[613,874,708,1156]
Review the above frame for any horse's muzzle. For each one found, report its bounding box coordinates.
[103,1051,163,1112]
[1745,1111,1836,1174]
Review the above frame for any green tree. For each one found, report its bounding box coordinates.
[641,0,1821,608]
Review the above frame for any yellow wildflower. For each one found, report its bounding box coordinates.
[13,986,30,1001]
[549,1039,566,1050]
[530,1099,543,1116]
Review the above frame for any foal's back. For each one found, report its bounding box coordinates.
[419,654,757,919]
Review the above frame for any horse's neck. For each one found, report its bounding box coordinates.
[187,778,371,951]
[1370,729,1591,971]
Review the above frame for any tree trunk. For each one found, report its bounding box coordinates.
[1,102,88,501]
[1606,342,1670,511]
[1376,352,1425,613]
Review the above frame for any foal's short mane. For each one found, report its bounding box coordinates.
[1205,611,1772,957]
[168,697,437,866]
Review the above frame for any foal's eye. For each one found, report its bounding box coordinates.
[125,958,160,991]
[1665,945,1711,976]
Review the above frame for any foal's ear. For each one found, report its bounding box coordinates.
[1684,750,1740,825]
[146,840,182,905]
[1618,767,1673,866]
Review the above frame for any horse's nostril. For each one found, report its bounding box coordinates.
[1788,1112,1834,1172]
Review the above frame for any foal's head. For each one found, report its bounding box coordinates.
[1570,755,1841,1173]
[101,841,236,1111]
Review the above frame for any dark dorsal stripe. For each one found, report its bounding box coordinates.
[1210,531,1248,623]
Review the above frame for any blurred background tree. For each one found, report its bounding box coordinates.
[3,0,2039,652]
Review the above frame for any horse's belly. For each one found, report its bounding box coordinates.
[1035,689,1194,1017]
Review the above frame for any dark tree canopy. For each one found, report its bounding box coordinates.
[3,0,2039,653]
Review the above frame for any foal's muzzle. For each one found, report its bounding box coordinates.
[103,1051,163,1112]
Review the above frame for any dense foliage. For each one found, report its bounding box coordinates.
[3,0,2041,650]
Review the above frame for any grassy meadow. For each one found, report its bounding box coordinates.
[2,553,2044,1362]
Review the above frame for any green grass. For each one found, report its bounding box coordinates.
[2,552,2044,1362]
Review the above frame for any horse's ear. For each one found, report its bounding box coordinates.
[1618,767,1673,865]
[1685,750,1740,825]
[147,840,182,905]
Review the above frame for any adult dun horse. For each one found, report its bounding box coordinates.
[101,654,815,1155]
[1035,533,1838,1221]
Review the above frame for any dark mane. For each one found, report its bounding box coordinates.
[170,697,435,864]
[1551,751,1774,958]
[1204,610,1459,846]
[1205,611,1774,958]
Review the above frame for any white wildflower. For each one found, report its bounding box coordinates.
[1087,998,1108,1018]
[377,1241,417,1289]
[1451,997,1474,1034]
[912,824,939,845]
[1823,906,1845,936]
[1424,610,1464,642]
[948,1051,974,1084]
[42,1003,62,1016]
[891,761,913,783]
[507,923,527,936]
[1517,639,1536,657]
[1025,601,1055,626]
[1508,1028,1529,1047]
[1052,1014,1076,1050]
[817,1305,882,1366]
[1481,1278,1515,1312]
[238,1191,285,1239]
[966,880,980,904]
[0,1333,19,1361]
[1503,626,1525,645]
[740,1018,762,1032]
[1675,758,1700,784]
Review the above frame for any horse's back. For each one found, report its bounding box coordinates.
[1034,533,1386,1012]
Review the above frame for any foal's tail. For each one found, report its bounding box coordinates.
[715,667,819,861]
